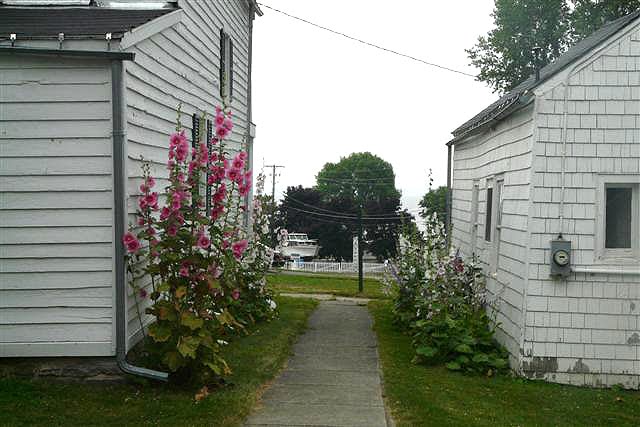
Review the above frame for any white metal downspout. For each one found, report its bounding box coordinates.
[112,59,168,382]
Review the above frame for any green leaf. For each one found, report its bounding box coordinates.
[177,335,201,358]
[455,344,473,354]
[181,311,204,330]
[472,353,490,364]
[163,351,184,371]
[415,346,438,358]
[147,322,172,343]
[157,282,170,292]
[446,361,461,371]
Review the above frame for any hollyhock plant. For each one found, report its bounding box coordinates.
[123,104,276,384]
[384,212,508,375]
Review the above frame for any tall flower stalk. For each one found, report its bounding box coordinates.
[124,104,275,382]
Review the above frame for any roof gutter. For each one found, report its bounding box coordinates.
[111,59,168,382]
[448,92,534,145]
[0,45,134,60]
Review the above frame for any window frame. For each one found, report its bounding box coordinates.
[484,181,494,243]
[595,175,640,264]
[470,181,480,255]
[219,28,234,102]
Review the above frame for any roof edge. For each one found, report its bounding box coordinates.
[119,8,182,50]
[0,45,135,60]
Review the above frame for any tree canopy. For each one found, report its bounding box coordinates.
[467,0,639,94]
[419,185,448,223]
[278,152,411,261]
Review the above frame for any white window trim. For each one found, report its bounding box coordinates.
[470,181,480,256]
[595,174,640,265]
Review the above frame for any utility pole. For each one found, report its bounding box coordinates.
[265,164,285,201]
[352,173,364,293]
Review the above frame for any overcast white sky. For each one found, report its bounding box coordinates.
[252,0,497,213]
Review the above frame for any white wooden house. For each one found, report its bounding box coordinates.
[449,10,640,388]
[0,0,261,373]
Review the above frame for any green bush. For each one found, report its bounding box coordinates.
[385,214,509,375]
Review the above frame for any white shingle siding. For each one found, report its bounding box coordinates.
[452,18,640,388]
[452,106,534,362]
[0,55,115,357]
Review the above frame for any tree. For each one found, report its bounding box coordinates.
[277,185,325,240]
[467,0,570,94]
[467,0,638,94]
[419,186,448,223]
[315,152,406,261]
[570,0,640,40]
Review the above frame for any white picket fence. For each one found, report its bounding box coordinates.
[282,261,387,276]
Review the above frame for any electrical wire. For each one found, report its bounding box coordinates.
[257,2,476,78]
[284,205,411,221]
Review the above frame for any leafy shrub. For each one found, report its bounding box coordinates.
[124,105,276,383]
[385,213,509,375]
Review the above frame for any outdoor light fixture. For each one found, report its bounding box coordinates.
[58,32,65,49]
[10,33,16,46]
[106,32,112,50]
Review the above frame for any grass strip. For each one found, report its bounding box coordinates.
[267,272,389,299]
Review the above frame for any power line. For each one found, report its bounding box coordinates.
[257,2,476,78]
[285,205,410,221]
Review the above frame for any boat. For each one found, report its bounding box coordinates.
[278,232,320,261]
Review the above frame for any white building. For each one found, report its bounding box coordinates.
[0,0,261,375]
[449,10,640,388]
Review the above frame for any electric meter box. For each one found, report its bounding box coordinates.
[550,239,571,277]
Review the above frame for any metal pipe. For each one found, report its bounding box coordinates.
[111,59,168,382]
[445,142,452,247]
[244,1,256,223]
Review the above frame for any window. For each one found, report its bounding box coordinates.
[485,187,493,241]
[219,29,234,101]
[606,187,632,248]
[596,176,640,262]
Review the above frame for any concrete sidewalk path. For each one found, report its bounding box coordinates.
[244,300,389,427]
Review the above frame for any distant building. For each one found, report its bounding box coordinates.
[0,0,261,361]
[449,11,640,388]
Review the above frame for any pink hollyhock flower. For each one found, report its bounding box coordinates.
[197,233,211,249]
[226,168,241,183]
[232,155,244,170]
[213,183,227,203]
[216,126,229,139]
[232,239,248,259]
[211,204,224,220]
[170,131,187,148]
[223,117,233,131]
[146,176,156,188]
[179,262,190,277]
[139,288,148,299]
[138,197,148,210]
[188,161,197,176]
[210,152,218,163]
[175,143,189,162]
[238,184,249,197]
[137,217,145,226]
[174,212,185,225]
[214,112,225,127]
[144,192,159,209]
[167,224,178,237]
[160,206,170,221]
[139,183,149,193]
[231,289,240,300]
[210,137,218,146]
[123,232,141,253]
[238,151,248,161]
[167,159,175,170]
[208,264,222,279]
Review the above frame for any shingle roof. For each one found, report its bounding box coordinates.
[452,9,640,140]
[0,7,174,40]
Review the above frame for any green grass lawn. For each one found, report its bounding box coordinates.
[369,300,640,427]
[0,296,317,427]
[267,271,389,299]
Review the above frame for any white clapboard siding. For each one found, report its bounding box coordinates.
[122,0,254,349]
[0,54,114,357]
[451,106,534,360]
